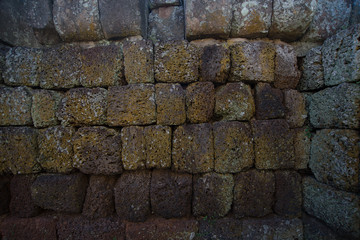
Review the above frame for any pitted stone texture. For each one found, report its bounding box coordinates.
[58,88,107,126]
[114,171,151,222]
[310,129,359,192]
[73,127,122,175]
[0,86,32,126]
[123,39,154,84]
[252,120,295,169]
[185,0,233,39]
[290,41,321,57]
[0,176,10,215]
[231,0,272,38]
[40,46,81,89]
[269,0,317,41]
[172,123,214,173]
[10,175,41,218]
[303,177,360,238]
[31,90,63,128]
[309,83,360,129]
[53,0,104,41]
[294,128,311,169]
[284,89,307,128]
[298,46,324,91]
[126,218,198,240]
[303,213,346,240]
[302,0,352,42]
[121,126,146,170]
[99,0,148,39]
[154,40,200,83]
[193,173,234,218]
[4,47,42,86]
[151,169,192,218]
[31,173,88,213]
[83,175,116,219]
[274,43,301,89]
[229,40,275,82]
[213,121,254,173]
[150,0,181,9]
[186,82,215,123]
[322,25,360,86]
[351,0,360,25]
[38,126,75,173]
[234,169,275,218]
[241,216,303,240]
[155,83,186,125]
[148,6,185,42]
[0,127,39,174]
[80,44,124,87]
[145,125,172,169]
[0,45,10,84]
[255,83,285,120]
[197,217,243,240]
[215,82,255,121]
[107,84,156,126]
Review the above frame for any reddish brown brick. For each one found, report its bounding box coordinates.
[255,83,285,120]
[186,82,215,123]
[144,125,171,169]
[121,126,146,170]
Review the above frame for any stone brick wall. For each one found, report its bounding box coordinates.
[0,0,359,239]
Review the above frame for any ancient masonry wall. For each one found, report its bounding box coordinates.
[0,0,359,239]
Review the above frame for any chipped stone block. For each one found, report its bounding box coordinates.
[155,83,186,125]
[73,126,122,175]
[298,46,324,91]
[144,125,171,169]
[197,217,243,240]
[293,127,311,170]
[151,169,192,218]
[31,173,88,213]
[215,82,255,121]
[310,129,359,192]
[31,90,63,128]
[252,120,295,169]
[186,82,214,123]
[284,89,307,128]
[149,0,181,9]
[123,39,154,84]
[121,126,146,170]
[255,83,285,120]
[229,40,275,82]
[58,88,107,126]
[193,173,233,218]
[154,40,199,83]
[309,83,360,129]
[114,171,151,222]
[231,0,272,38]
[107,84,156,126]
[0,86,32,126]
[233,169,275,218]
[172,123,214,173]
[38,126,75,173]
[213,121,253,173]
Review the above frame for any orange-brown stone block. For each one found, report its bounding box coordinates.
[144,125,171,169]
[255,83,285,120]
[121,126,146,171]
[186,82,214,123]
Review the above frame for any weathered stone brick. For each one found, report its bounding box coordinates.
[10,175,41,218]
[284,89,307,128]
[303,177,360,238]
[213,121,253,173]
[186,82,214,123]
[233,169,275,218]
[73,127,122,175]
[252,120,295,169]
[80,44,124,87]
[197,217,243,240]
[229,40,275,82]
[0,86,32,126]
[0,127,40,174]
[155,83,186,125]
[0,176,10,215]
[121,126,146,170]
[172,123,214,173]
[107,84,156,126]
[0,45,10,84]
[154,40,200,83]
[31,173,88,213]
[114,171,151,222]
[83,175,117,219]
[149,0,181,9]
[123,39,154,84]
[193,173,233,218]
[298,46,324,91]
[293,127,311,170]
[144,125,171,169]
[310,129,359,192]
[151,169,192,218]
[58,88,107,126]
[215,82,255,121]
[255,83,285,120]
[309,83,360,129]
[303,213,345,240]
[31,90,63,128]
[38,126,75,173]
